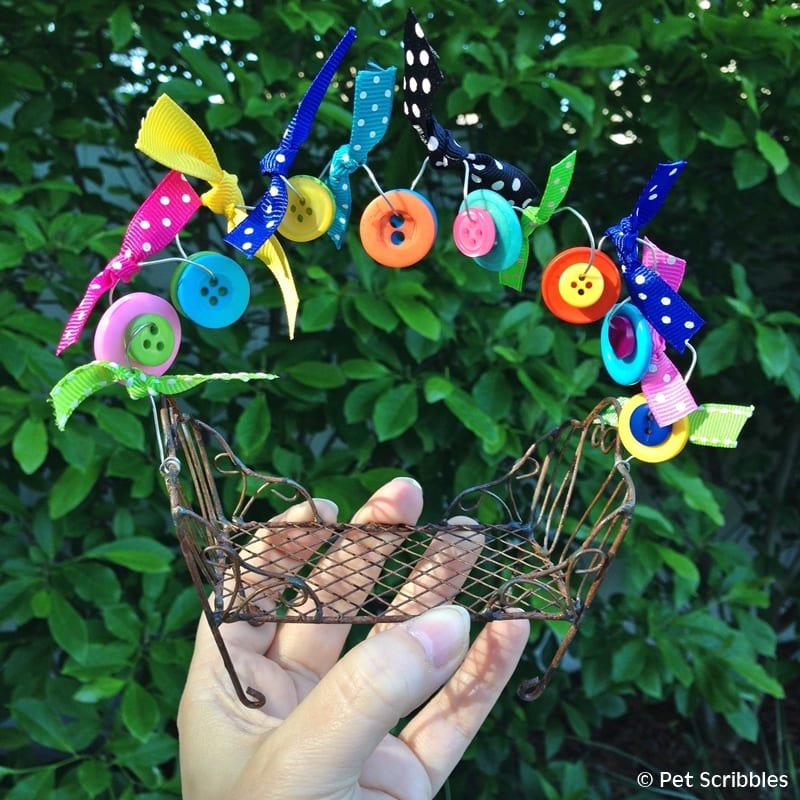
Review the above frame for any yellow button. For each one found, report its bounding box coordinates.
[618,393,690,463]
[557,262,605,308]
[277,175,335,242]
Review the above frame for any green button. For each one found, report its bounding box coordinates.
[125,313,176,367]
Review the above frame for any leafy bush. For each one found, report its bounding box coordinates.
[1,1,798,798]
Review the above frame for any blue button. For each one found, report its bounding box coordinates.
[628,402,671,446]
[600,303,653,385]
[171,251,250,329]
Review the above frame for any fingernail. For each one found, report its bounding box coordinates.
[393,476,421,491]
[406,605,470,669]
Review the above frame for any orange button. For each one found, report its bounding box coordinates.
[541,247,621,324]
[359,189,438,268]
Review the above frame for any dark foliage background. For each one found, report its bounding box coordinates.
[0,0,798,797]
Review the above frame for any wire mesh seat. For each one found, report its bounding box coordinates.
[159,396,635,707]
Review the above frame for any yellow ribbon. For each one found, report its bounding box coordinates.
[135,95,298,338]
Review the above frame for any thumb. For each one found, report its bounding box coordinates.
[240,606,470,794]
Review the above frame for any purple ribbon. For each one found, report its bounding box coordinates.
[604,161,704,353]
[225,28,356,255]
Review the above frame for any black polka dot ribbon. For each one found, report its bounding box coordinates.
[604,161,704,354]
[226,28,356,256]
[402,10,538,209]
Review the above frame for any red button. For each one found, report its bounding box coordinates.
[541,247,621,324]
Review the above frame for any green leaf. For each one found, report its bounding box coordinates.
[48,591,89,663]
[660,463,725,526]
[655,545,700,589]
[340,359,391,380]
[234,393,271,458]
[286,361,346,389]
[48,461,103,520]
[732,149,768,189]
[179,43,233,100]
[12,416,48,474]
[755,129,789,175]
[728,658,784,698]
[776,162,800,207]
[77,760,112,797]
[84,537,174,573]
[300,293,338,332]
[424,375,454,403]
[697,318,745,377]
[10,697,76,752]
[93,405,146,451]
[108,5,134,49]
[389,295,442,341]
[462,72,505,100]
[443,389,504,453]
[611,639,648,682]
[5,768,55,800]
[545,79,595,124]
[553,44,638,68]
[205,11,262,40]
[206,102,243,131]
[372,384,418,441]
[121,682,161,741]
[353,294,398,332]
[755,323,793,378]
[73,677,126,703]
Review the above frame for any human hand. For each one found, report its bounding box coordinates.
[178,477,530,799]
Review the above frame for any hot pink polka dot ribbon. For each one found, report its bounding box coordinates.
[639,238,699,427]
[56,171,201,355]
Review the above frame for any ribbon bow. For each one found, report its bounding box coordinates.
[56,171,201,355]
[226,27,357,255]
[402,11,538,209]
[601,399,754,449]
[639,239,698,426]
[49,360,278,430]
[326,63,396,248]
[136,94,299,337]
[500,151,577,290]
[604,161,704,353]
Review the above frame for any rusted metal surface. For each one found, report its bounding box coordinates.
[160,397,635,708]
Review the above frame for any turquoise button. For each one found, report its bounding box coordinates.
[600,303,653,386]
[458,190,522,272]
[171,251,250,329]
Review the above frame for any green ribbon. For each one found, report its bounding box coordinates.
[599,399,754,448]
[500,151,577,291]
[50,360,278,430]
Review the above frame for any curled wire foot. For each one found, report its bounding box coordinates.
[159,396,636,705]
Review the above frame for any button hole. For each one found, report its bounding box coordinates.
[389,214,404,229]
[391,231,406,245]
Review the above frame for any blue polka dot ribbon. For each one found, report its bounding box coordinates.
[225,27,357,256]
[326,63,396,249]
[402,10,538,209]
[604,161,704,354]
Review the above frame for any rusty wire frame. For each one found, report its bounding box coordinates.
[159,396,635,708]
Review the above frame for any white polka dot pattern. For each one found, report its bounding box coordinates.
[604,161,704,354]
[56,170,201,356]
[226,28,356,256]
[401,10,539,209]
[326,65,397,249]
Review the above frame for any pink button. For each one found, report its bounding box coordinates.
[452,208,496,257]
[94,292,181,375]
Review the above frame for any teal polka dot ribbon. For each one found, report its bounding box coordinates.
[605,161,704,354]
[500,151,577,290]
[225,27,356,256]
[326,63,396,249]
[50,361,278,430]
